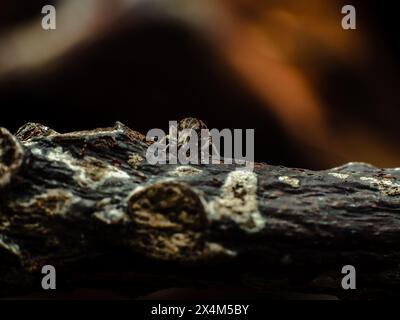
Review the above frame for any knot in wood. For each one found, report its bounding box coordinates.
[127,181,208,261]
[0,128,24,188]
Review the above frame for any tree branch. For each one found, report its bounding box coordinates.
[1,121,399,299]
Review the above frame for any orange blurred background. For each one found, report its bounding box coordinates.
[0,0,399,169]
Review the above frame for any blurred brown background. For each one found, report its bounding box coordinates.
[0,0,399,169]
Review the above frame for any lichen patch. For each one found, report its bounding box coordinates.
[46,147,130,188]
[278,176,300,188]
[128,153,144,168]
[209,170,265,233]
[9,189,79,216]
[93,198,128,224]
[328,172,350,180]
[360,177,400,196]
[168,166,203,177]
[94,209,127,224]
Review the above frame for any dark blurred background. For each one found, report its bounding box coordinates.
[0,0,399,169]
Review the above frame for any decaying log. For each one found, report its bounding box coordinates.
[0,120,400,299]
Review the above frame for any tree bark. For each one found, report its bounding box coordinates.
[0,121,399,299]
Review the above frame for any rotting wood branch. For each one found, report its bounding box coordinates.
[0,120,400,299]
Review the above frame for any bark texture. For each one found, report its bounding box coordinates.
[0,121,399,299]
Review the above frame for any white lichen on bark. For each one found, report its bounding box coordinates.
[209,170,265,233]
[127,153,144,168]
[45,147,130,188]
[167,166,203,177]
[360,177,400,196]
[278,176,300,188]
[328,172,350,180]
